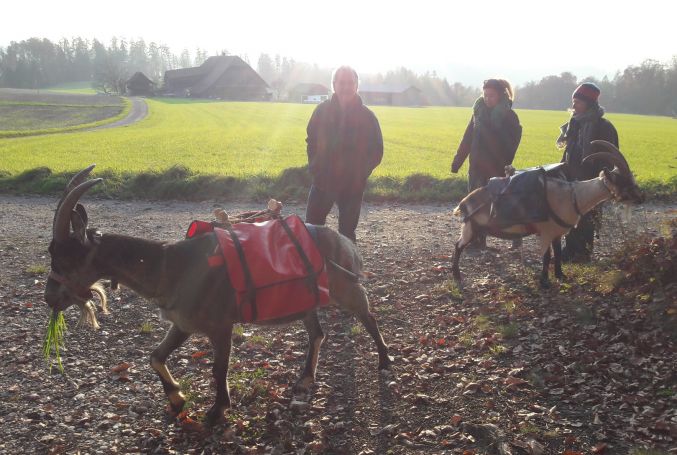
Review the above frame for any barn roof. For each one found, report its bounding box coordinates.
[164,56,268,96]
[358,83,421,94]
[127,71,155,85]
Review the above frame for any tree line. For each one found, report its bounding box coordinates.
[515,58,677,116]
[0,37,213,94]
[1,37,675,115]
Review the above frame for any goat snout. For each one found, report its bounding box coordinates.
[44,279,72,311]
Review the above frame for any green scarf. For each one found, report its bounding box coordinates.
[472,96,513,130]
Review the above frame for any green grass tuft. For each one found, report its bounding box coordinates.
[43,311,67,373]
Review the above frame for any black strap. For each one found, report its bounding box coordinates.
[279,217,321,305]
[572,186,583,217]
[225,225,257,321]
[544,177,576,229]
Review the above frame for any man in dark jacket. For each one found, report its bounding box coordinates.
[452,79,523,248]
[305,66,383,242]
[556,82,619,262]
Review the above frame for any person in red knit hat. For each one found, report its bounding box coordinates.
[556,82,619,262]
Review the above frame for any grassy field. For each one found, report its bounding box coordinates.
[0,98,675,200]
[45,81,98,95]
[0,88,128,138]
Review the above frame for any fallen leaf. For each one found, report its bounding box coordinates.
[191,350,208,359]
[111,362,130,373]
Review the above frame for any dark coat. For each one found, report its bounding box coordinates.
[452,109,522,189]
[306,94,383,194]
[560,116,619,180]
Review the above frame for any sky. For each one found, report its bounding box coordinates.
[2,0,675,84]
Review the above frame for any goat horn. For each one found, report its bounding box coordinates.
[589,140,631,173]
[53,164,97,231]
[53,179,102,242]
[582,152,629,176]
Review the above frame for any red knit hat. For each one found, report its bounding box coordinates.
[573,82,601,104]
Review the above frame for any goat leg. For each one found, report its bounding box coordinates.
[452,222,474,280]
[552,237,566,280]
[294,310,325,392]
[150,325,191,415]
[540,247,552,289]
[205,323,234,425]
[350,284,392,370]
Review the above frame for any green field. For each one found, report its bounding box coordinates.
[0,98,675,200]
[0,88,128,138]
[45,81,98,95]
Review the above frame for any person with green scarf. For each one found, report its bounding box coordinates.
[452,78,523,249]
[556,82,618,263]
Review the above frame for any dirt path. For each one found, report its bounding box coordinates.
[0,195,674,454]
[87,96,148,131]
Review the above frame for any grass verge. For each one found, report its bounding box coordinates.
[0,164,673,203]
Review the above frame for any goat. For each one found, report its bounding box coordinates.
[44,166,391,425]
[451,140,644,288]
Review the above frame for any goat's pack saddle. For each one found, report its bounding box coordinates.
[185,201,329,323]
[485,163,568,230]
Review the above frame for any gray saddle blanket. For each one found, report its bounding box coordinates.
[486,164,564,228]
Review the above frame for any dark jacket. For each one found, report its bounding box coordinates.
[452,109,522,188]
[560,116,618,180]
[306,94,383,194]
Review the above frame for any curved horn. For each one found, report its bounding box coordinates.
[53,179,103,242]
[589,140,630,173]
[581,152,630,175]
[65,164,97,194]
[53,165,97,231]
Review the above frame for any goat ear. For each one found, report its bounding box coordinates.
[70,210,88,244]
[74,203,88,226]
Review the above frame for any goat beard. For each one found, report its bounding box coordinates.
[75,281,108,330]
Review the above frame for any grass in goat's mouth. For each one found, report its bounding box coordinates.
[43,311,67,373]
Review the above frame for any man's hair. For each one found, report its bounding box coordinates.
[332,66,359,87]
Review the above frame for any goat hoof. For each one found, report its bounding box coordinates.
[205,405,226,426]
[379,355,394,371]
[167,391,186,415]
[539,279,551,289]
[293,376,315,393]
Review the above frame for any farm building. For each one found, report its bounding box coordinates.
[288,83,330,104]
[126,72,155,96]
[358,83,424,106]
[163,56,270,100]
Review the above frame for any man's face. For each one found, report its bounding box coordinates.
[483,88,500,109]
[333,70,358,104]
[572,97,588,115]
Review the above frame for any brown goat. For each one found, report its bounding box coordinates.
[44,166,391,425]
[451,141,644,288]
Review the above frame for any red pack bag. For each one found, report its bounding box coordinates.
[188,215,330,322]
